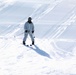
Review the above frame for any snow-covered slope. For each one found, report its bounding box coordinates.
[0,0,76,39]
[0,38,76,75]
[0,0,76,75]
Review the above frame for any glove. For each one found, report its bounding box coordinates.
[25,30,28,33]
[32,31,34,33]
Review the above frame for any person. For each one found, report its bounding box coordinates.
[23,17,35,45]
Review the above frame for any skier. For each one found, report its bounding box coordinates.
[23,17,35,45]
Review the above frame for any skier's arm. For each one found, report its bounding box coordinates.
[24,22,28,32]
[32,23,34,33]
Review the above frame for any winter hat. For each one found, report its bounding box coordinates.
[28,17,32,20]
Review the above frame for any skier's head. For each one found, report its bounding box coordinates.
[28,17,32,20]
[28,17,32,23]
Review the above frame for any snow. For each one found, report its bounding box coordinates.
[0,38,76,75]
[0,0,76,75]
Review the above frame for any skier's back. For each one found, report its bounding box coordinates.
[23,17,35,45]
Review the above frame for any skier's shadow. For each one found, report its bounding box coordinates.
[30,45,51,59]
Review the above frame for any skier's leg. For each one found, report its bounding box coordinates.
[29,33,34,45]
[23,33,28,45]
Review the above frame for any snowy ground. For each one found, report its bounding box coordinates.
[0,38,76,75]
[0,0,76,75]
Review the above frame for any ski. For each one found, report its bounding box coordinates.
[25,45,29,47]
[22,43,29,47]
[23,43,34,47]
[26,44,34,47]
[30,44,32,46]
